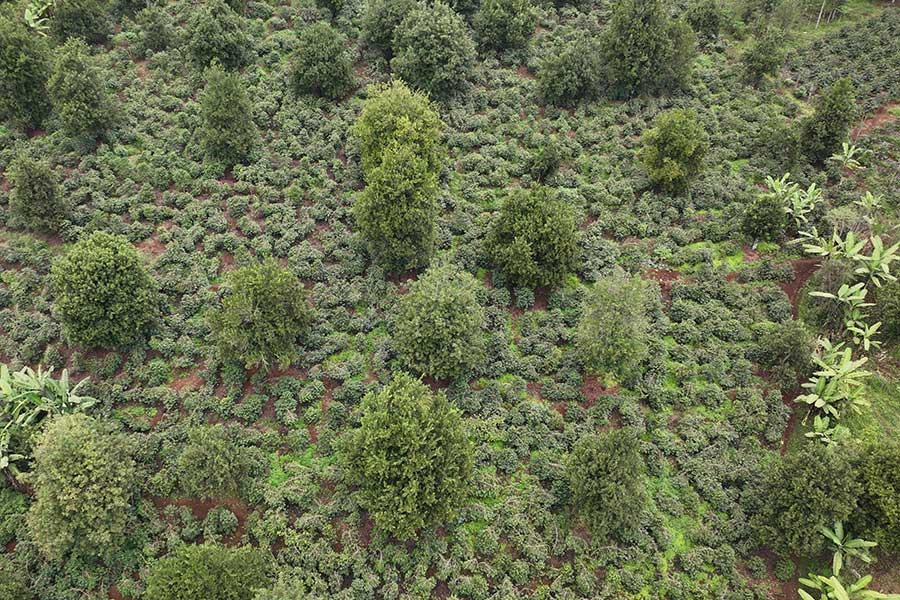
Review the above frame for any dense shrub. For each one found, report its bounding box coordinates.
[600,0,697,99]
[751,320,813,390]
[144,544,270,600]
[472,0,536,50]
[575,271,651,382]
[687,0,724,42]
[754,117,800,171]
[208,259,312,370]
[639,108,708,193]
[854,438,900,554]
[361,0,416,55]
[50,231,160,348]
[48,38,115,140]
[135,3,175,55]
[393,264,485,380]
[353,80,445,176]
[751,443,860,557]
[485,186,579,288]
[344,373,473,539]
[7,153,64,233]
[186,0,250,70]
[199,65,258,167]
[567,429,648,542]
[876,280,900,341]
[742,190,787,242]
[741,30,786,85]
[289,22,354,100]
[537,36,602,107]
[390,2,477,100]
[353,136,439,271]
[800,77,856,163]
[0,556,31,600]
[27,414,136,563]
[50,0,111,43]
[0,18,51,128]
[525,135,565,181]
[176,425,250,499]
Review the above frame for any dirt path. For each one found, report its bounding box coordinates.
[851,101,900,139]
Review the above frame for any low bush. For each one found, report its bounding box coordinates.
[854,438,900,554]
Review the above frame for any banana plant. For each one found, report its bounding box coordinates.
[854,235,900,288]
[809,283,879,349]
[853,192,883,227]
[828,142,865,173]
[819,520,877,576]
[796,340,870,420]
[799,573,900,600]
[805,415,851,446]
[801,229,866,262]
[24,0,53,36]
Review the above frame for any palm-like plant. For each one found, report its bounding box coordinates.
[0,365,96,474]
[805,415,851,446]
[819,520,877,575]
[799,573,900,600]
[800,228,866,262]
[854,235,900,288]
[796,339,870,420]
[809,282,881,350]
[828,142,865,173]
[23,0,54,36]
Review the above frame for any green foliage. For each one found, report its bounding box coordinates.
[875,280,900,341]
[687,0,724,42]
[361,0,416,55]
[854,438,900,554]
[135,3,174,55]
[639,108,708,193]
[537,36,602,107]
[742,191,787,242]
[353,136,439,271]
[485,186,579,288]
[186,0,250,70]
[752,319,814,391]
[50,0,111,43]
[525,135,565,181]
[472,0,535,50]
[344,373,473,539]
[176,425,249,500]
[47,38,115,140]
[390,1,476,100]
[575,271,651,382]
[209,259,311,370]
[393,264,485,380]
[801,77,856,163]
[601,0,697,99]
[0,364,96,475]
[751,443,860,557]
[567,429,648,542]
[741,30,786,85]
[289,22,354,100]
[352,80,445,176]
[50,231,160,348]
[0,17,51,128]
[0,555,31,600]
[7,153,64,233]
[144,544,271,600]
[26,414,136,563]
[199,64,258,167]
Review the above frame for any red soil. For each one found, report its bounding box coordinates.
[581,375,619,407]
[851,101,900,139]
[780,258,820,318]
[645,268,680,301]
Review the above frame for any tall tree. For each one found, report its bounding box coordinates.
[0,17,51,128]
[47,38,115,140]
[198,64,258,167]
[801,77,856,163]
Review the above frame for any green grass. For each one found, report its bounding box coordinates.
[267,447,320,487]
[843,374,900,442]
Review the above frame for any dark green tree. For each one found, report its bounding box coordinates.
[537,36,603,107]
[50,231,160,348]
[751,320,814,391]
[26,414,136,563]
[567,429,648,542]
[854,438,900,554]
[639,108,709,193]
[176,425,250,500]
[0,18,51,128]
[0,555,31,600]
[751,443,860,557]
[198,64,258,167]
[876,280,900,341]
[289,22,354,100]
[8,153,65,233]
[394,264,485,380]
[742,190,788,242]
[600,0,697,99]
[208,259,312,370]
[186,0,250,70]
[144,544,270,600]
[800,77,856,163]
[741,30,786,85]
[390,2,477,100]
[687,0,724,42]
[47,38,115,140]
[135,3,175,56]
[50,0,111,44]
[344,373,473,539]
[485,186,579,288]
[353,135,439,271]
[472,0,536,51]
[361,0,416,56]
[352,79,445,176]
[575,271,651,383]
